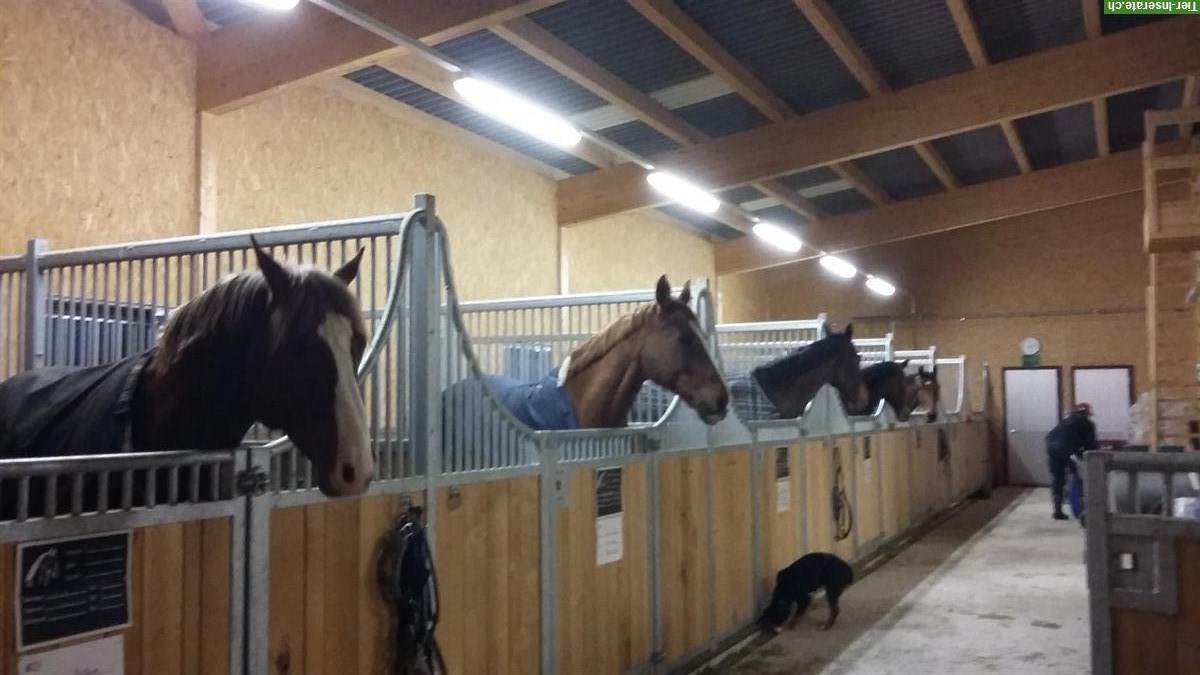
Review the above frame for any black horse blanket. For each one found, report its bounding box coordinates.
[0,350,152,457]
[728,372,779,422]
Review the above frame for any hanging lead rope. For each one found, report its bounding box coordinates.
[377,505,447,675]
[832,443,854,541]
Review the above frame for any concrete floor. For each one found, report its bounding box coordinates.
[720,488,1089,675]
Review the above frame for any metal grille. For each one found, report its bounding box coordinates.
[714,317,828,376]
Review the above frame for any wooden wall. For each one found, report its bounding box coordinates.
[1,519,232,675]
[560,211,716,294]
[0,0,197,256]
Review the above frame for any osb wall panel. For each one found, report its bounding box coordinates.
[1,520,231,675]
[716,270,774,324]
[561,211,714,294]
[205,86,559,301]
[0,0,197,256]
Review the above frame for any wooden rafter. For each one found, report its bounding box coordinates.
[490,17,820,225]
[161,0,209,40]
[945,0,1033,171]
[796,0,959,191]
[627,0,879,208]
[716,149,1146,275]
[556,18,1200,224]
[1080,0,1110,156]
[197,0,562,113]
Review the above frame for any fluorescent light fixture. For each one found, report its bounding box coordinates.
[865,276,897,297]
[239,0,299,10]
[819,255,857,279]
[752,222,802,253]
[453,77,582,149]
[645,172,720,215]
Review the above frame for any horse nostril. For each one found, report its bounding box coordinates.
[341,463,356,484]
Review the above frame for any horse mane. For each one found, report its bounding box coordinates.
[862,361,904,387]
[156,264,360,364]
[752,333,850,390]
[565,303,667,381]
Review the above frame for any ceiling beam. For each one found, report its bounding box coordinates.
[715,148,1146,275]
[161,0,209,40]
[830,163,892,205]
[557,18,1200,224]
[796,0,959,191]
[489,17,822,222]
[1081,0,1110,156]
[627,0,872,210]
[197,0,561,113]
[945,0,1032,171]
[379,52,618,169]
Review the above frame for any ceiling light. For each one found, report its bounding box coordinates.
[239,0,299,10]
[453,77,582,149]
[865,276,897,297]
[752,222,802,253]
[819,255,857,279]
[645,172,720,215]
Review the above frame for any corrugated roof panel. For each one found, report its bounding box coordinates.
[345,67,596,176]
[967,0,1083,63]
[439,31,606,115]
[674,94,769,138]
[530,0,707,93]
[826,0,974,89]
[777,167,843,192]
[197,0,257,26]
[929,126,1021,186]
[811,190,874,216]
[657,206,743,240]
[1108,81,1186,152]
[851,147,944,201]
[1014,103,1097,170]
[597,121,680,158]
[720,186,767,206]
[675,0,867,113]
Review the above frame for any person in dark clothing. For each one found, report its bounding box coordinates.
[1045,403,1098,520]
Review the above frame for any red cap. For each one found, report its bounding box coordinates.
[1075,402,1094,416]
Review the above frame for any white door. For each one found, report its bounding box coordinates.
[1073,367,1133,446]
[1005,369,1061,486]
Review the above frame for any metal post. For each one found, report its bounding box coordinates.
[243,447,272,675]
[1085,452,1113,675]
[23,239,48,370]
[539,440,561,675]
[412,194,441,551]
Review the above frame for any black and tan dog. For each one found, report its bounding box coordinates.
[760,552,854,633]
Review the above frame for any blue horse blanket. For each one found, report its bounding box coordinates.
[0,350,152,457]
[484,369,579,431]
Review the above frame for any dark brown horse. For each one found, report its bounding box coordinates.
[858,361,940,422]
[745,324,870,420]
[0,238,374,498]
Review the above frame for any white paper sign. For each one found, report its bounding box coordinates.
[18,634,123,675]
[776,478,790,513]
[596,513,623,565]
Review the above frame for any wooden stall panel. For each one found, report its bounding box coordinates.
[1111,539,1200,675]
[710,450,755,635]
[831,439,857,563]
[854,435,883,551]
[557,464,651,675]
[434,480,539,675]
[2,519,232,675]
[880,430,912,538]
[804,440,835,557]
[761,444,804,597]
[658,454,714,660]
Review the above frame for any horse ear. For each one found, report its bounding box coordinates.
[844,323,854,339]
[251,235,291,300]
[901,359,910,369]
[655,275,671,307]
[334,247,365,285]
[678,280,692,305]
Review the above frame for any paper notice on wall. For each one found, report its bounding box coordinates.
[18,634,124,675]
[596,513,624,565]
[776,478,790,513]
